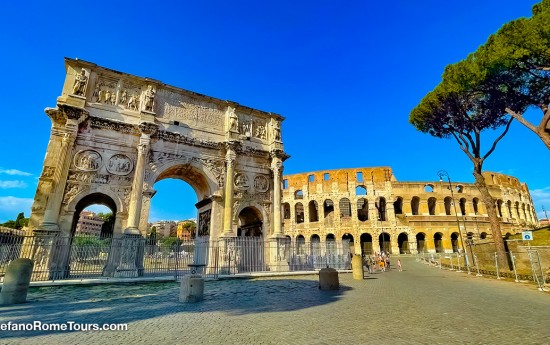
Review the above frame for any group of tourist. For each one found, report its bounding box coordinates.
[362,251,402,273]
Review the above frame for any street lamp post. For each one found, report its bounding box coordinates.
[437,170,470,272]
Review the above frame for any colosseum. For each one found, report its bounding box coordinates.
[281,167,538,256]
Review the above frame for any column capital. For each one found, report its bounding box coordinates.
[138,121,158,136]
[225,140,240,153]
[270,149,290,162]
[59,104,89,122]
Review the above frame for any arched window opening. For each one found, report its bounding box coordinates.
[424,184,434,193]
[339,198,351,218]
[295,190,303,199]
[497,200,503,218]
[450,232,459,252]
[459,198,466,216]
[283,203,291,219]
[357,198,368,221]
[393,197,403,215]
[428,197,436,215]
[444,197,452,216]
[295,203,304,224]
[296,235,305,255]
[308,200,319,222]
[472,198,479,215]
[397,233,409,254]
[376,197,386,221]
[324,199,334,218]
[355,186,367,196]
[434,233,443,253]
[416,233,426,253]
[411,197,420,216]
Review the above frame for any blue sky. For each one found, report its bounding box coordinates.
[0,0,549,223]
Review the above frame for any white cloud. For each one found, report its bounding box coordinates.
[0,180,27,189]
[0,196,34,222]
[530,186,550,219]
[0,168,32,176]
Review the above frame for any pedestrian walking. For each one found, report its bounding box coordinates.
[397,259,402,272]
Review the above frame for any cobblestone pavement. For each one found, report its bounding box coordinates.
[0,257,549,345]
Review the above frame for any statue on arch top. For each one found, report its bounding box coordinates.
[72,69,88,96]
[143,85,156,112]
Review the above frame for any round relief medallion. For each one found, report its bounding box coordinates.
[107,154,134,175]
[234,172,250,190]
[254,175,269,192]
[74,150,102,172]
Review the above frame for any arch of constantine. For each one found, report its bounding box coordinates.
[23,58,539,279]
[27,58,289,278]
[281,168,538,255]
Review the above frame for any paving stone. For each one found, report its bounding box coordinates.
[0,257,548,344]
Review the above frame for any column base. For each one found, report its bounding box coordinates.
[123,226,141,236]
[36,222,60,233]
[112,232,144,278]
[269,233,286,239]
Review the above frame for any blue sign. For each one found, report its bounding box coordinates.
[522,231,533,241]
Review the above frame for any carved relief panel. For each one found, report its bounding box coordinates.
[92,76,118,105]
[107,154,134,176]
[120,82,142,111]
[198,209,211,237]
[74,150,102,172]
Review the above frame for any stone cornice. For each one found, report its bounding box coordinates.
[152,130,223,150]
[89,116,140,135]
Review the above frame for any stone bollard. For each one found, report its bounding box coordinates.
[352,255,364,280]
[0,258,34,305]
[319,267,339,290]
[179,275,204,303]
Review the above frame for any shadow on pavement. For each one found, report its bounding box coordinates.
[0,278,352,339]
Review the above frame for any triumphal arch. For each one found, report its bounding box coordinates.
[28,58,289,277]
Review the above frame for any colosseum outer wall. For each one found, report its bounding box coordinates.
[281,168,538,255]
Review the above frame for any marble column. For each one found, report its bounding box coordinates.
[39,106,87,233]
[125,122,157,234]
[222,143,236,236]
[114,122,156,278]
[270,151,283,237]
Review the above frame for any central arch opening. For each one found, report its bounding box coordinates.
[145,163,214,276]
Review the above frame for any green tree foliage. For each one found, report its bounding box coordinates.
[1,212,29,229]
[161,236,182,251]
[147,226,157,245]
[443,0,550,148]
[180,220,197,239]
[1,220,16,229]
[96,212,114,238]
[410,0,550,262]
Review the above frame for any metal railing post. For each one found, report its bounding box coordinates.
[510,251,519,283]
[456,253,462,272]
[495,252,502,280]
[474,254,482,277]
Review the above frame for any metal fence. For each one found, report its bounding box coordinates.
[417,247,550,291]
[0,232,351,282]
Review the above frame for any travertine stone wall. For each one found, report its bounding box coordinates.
[282,168,538,254]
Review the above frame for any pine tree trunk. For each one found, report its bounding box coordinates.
[472,165,508,269]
